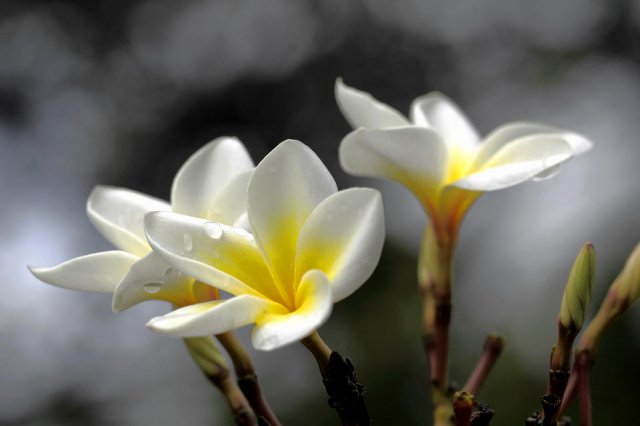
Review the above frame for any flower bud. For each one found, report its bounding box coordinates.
[183,337,229,383]
[611,242,640,307]
[559,243,595,331]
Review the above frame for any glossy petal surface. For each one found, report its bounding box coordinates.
[145,212,278,301]
[87,186,170,257]
[451,135,573,191]
[112,252,206,312]
[29,251,138,294]
[248,140,337,306]
[252,270,332,351]
[146,296,287,337]
[171,137,253,217]
[296,188,385,302]
[410,92,480,150]
[340,127,447,208]
[335,79,409,129]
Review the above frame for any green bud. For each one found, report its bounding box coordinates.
[559,243,595,331]
[183,337,229,382]
[612,242,640,306]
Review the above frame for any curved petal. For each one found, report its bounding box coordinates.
[144,212,279,301]
[146,296,286,337]
[171,137,254,217]
[248,140,337,305]
[29,251,139,294]
[112,252,214,312]
[410,92,480,150]
[335,78,410,129]
[296,188,385,302]
[339,127,447,209]
[251,270,332,351]
[472,122,592,170]
[87,186,170,257]
[450,135,573,191]
[206,169,253,225]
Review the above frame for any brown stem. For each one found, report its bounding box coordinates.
[418,223,455,426]
[452,392,473,426]
[217,332,281,426]
[558,290,626,417]
[463,334,504,395]
[557,366,578,418]
[420,283,439,384]
[212,373,259,426]
[575,350,592,426]
[301,332,370,426]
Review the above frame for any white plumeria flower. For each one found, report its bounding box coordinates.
[143,140,385,351]
[335,79,592,243]
[29,137,254,312]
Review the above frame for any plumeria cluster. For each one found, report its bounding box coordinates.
[29,79,640,426]
[31,137,385,350]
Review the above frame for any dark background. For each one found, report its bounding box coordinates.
[2,0,640,424]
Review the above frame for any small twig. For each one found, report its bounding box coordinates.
[453,392,473,426]
[463,334,504,395]
[213,372,260,426]
[301,332,371,426]
[183,337,258,425]
[575,350,592,426]
[217,332,281,426]
[540,395,561,426]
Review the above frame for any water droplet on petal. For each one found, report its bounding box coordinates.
[183,234,193,254]
[204,222,223,239]
[143,283,162,294]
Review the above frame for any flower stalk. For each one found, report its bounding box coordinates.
[463,334,505,395]
[183,337,258,426]
[418,223,455,425]
[216,332,281,426]
[301,332,371,426]
[559,242,640,418]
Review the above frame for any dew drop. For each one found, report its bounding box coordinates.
[143,283,162,294]
[204,222,223,239]
[183,234,193,254]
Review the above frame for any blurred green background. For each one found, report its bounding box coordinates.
[2,0,639,424]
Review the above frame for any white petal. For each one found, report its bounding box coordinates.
[248,140,337,302]
[410,92,480,149]
[29,251,139,294]
[335,78,410,129]
[144,212,278,301]
[251,270,332,351]
[146,296,286,337]
[87,186,170,257]
[473,122,592,170]
[171,137,254,217]
[112,252,209,312]
[532,164,562,181]
[562,132,592,155]
[206,169,253,225]
[296,188,385,302]
[451,135,573,191]
[339,127,447,208]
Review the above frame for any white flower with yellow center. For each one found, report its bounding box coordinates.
[29,137,254,312]
[335,79,592,244]
[144,140,385,351]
